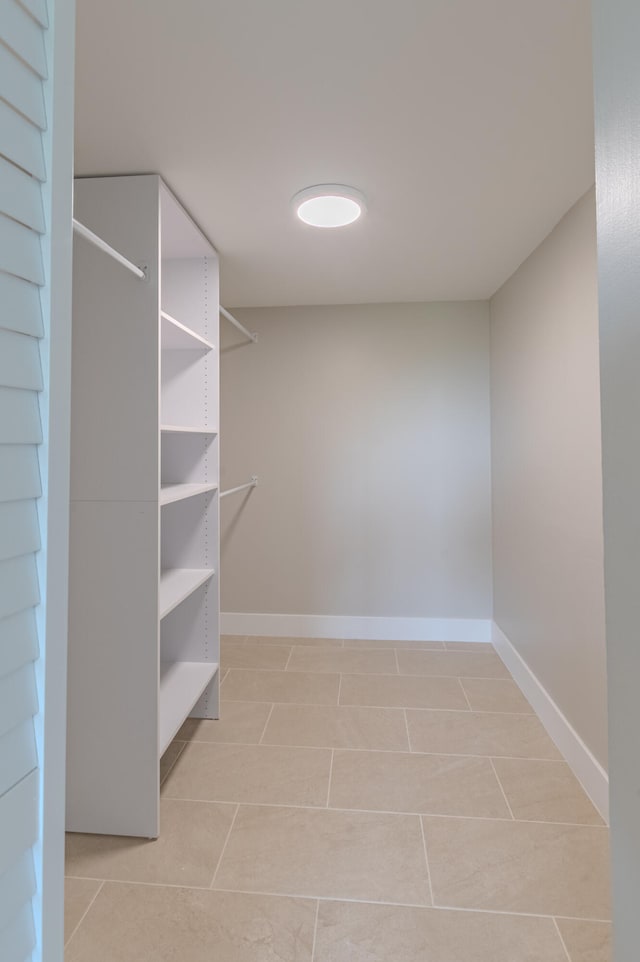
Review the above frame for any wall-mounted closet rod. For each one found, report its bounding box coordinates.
[220,306,258,343]
[220,476,258,499]
[72,218,146,280]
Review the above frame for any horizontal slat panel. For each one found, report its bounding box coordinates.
[0,446,41,501]
[0,156,44,232]
[0,769,38,874]
[0,215,44,285]
[0,272,43,337]
[0,720,36,797]
[0,0,47,79]
[0,664,37,739]
[0,388,42,444]
[0,851,35,934]
[0,610,39,679]
[0,501,40,562]
[0,42,46,129]
[0,902,35,962]
[0,99,45,181]
[16,0,48,29]
[0,330,43,391]
[0,555,39,622]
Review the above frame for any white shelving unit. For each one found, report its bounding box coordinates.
[67,175,220,838]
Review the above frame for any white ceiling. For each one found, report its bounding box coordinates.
[74,0,594,307]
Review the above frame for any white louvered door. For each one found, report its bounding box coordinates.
[0,0,75,960]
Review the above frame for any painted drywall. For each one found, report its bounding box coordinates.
[221,302,492,622]
[491,188,608,768]
[593,0,640,955]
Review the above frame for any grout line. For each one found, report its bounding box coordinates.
[337,673,343,707]
[489,757,516,820]
[64,879,105,948]
[393,648,400,675]
[403,709,413,752]
[553,917,573,961]
[223,665,510,681]
[459,679,474,712]
[325,750,335,807]
[258,704,276,745]
[220,697,536,718]
[283,646,294,670]
[310,899,321,962]
[419,816,435,907]
[209,803,240,889]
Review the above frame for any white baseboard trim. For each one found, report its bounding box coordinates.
[221,612,492,643]
[492,622,609,822]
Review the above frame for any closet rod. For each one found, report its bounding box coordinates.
[73,218,146,279]
[220,476,258,499]
[220,306,258,343]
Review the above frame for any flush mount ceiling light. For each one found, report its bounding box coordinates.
[292,184,366,228]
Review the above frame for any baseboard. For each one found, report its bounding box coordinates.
[221,612,492,643]
[492,622,609,822]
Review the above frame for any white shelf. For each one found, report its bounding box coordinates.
[159,660,218,754]
[160,482,218,506]
[160,568,214,619]
[161,311,214,351]
[161,424,217,435]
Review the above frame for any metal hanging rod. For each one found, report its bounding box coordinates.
[220,476,258,499]
[220,306,258,343]
[73,218,146,280]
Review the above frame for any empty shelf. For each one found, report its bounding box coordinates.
[161,311,214,351]
[159,660,218,754]
[160,568,214,619]
[160,482,218,506]
[161,424,217,435]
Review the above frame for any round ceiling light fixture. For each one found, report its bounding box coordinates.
[292,184,366,228]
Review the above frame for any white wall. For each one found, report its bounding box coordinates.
[490,189,608,768]
[221,302,492,633]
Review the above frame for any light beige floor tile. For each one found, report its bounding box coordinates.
[315,899,568,962]
[329,750,511,818]
[65,799,235,886]
[222,643,292,670]
[423,816,611,918]
[340,673,468,710]
[445,642,496,652]
[556,919,612,961]
[221,634,247,644]
[64,877,102,944]
[407,709,561,758]
[214,804,430,905]
[247,635,343,648]
[493,758,604,824]
[222,668,340,704]
[461,677,534,713]
[159,739,186,784]
[287,647,397,675]
[398,649,510,679]
[343,639,445,650]
[162,741,331,806]
[178,702,273,745]
[262,704,409,751]
[65,882,316,962]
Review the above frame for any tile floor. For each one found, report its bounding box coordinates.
[64,636,612,961]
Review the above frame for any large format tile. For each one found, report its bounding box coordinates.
[247,635,343,648]
[314,899,568,962]
[444,642,495,652]
[407,709,561,758]
[65,799,235,886]
[221,634,247,644]
[342,639,445,650]
[222,669,340,704]
[329,750,511,818]
[287,647,397,675]
[423,816,611,919]
[556,919,612,961]
[397,650,510,679]
[64,877,102,944]
[178,701,273,745]
[66,882,316,962]
[222,643,292,670]
[460,677,534,713]
[492,758,604,825]
[340,673,468,710]
[162,741,331,807]
[214,804,430,905]
[262,704,409,751]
